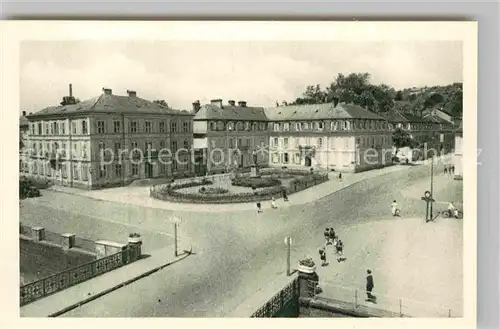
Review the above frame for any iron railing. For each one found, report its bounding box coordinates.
[20,245,141,306]
[251,277,299,317]
[309,280,460,318]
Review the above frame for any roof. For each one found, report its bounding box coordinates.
[264,102,386,121]
[400,112,428,123]
[194,104,268,121]
[380,110,409,123]
[422,114,453,124]
[28,94,193,118]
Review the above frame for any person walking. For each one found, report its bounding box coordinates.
[336,239,344,262]
[256,202,262,213]
[328,227,336,243]
[391,200,400,217]
[282,189,289,202]
[338,172,342,181]
[324,228,331,245]
[366,269,376,303]
[271,196,278,209]
[319,247,327,266]
[451,164,455,176]
[444,165,448,175]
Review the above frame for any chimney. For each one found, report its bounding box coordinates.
[127,90,137,97]
[102,87,112,95]
[238,101,247,107]
[22,111,26,116]
[228,100,236,106]
[192,100,201,113]
[333,97,339,107]
[210,99,223,108]
[69,84,73,97]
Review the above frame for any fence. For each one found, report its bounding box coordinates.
[20,244,141,306]
[251,277,300,317]
[309,280,459,318]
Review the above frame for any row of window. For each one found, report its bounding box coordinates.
[29,141,89,159]
[98,139,191,154]
[30,119,191,136]
[392,122,453,131]
[271,120,388,132]
[210,121,267,132]
[270,136,390,149]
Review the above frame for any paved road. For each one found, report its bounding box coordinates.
[20,162,462,317]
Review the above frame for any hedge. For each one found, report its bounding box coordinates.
[231,177,281,188]
[150,172,328,204]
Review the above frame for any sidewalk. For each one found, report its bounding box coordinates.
[20,245,192,317]
[49,164,417,213]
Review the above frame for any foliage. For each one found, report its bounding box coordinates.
[231,177,282,188]
[129,233,141,238]
[392,128,417,149]
[198,187,229,195]
[19,177,49,199]
[288,72,463,118]
[299,258,315,267]
[153,99,169,108]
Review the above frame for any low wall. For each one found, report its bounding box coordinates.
[150,171,328,204]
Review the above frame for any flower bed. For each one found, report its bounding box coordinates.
[231,176,281,188]
[199,187,229,195]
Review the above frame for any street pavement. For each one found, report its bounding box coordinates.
[19,159,463,317]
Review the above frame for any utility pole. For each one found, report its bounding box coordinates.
[430,155,434,220]
[173,217,181,257]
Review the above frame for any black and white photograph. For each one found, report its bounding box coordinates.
[2,21,477,326]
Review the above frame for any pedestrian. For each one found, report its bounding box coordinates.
[391,200,400,217]
[336,239,344,262]
[328,227,336,243]
[338,172,342,180]
[319,247,327,266]
[366,269,376,303]
[444,165,448,175]
[271,196,278,209]
[282,189,289,202]
[324,228,331,245]
[451,164,455,175]
[256,202,262,213]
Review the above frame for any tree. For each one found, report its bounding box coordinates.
[392,127,416,149]
[154,100,169,108]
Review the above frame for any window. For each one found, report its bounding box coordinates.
[211,140,216,148]
[273,123,281,131]
[301,122,309,130]
[159,163,166,174]
[114,121,121,133]
[62,163,68,178]
[210,122,217,131]
[72,122,77,134]
[130,121,138,133]
[61,122,66,135]
[317,137,323,148]
[81,164,88,181]
[159,121,165,133]
[115,164,122,177]
[82,121,88,134]
[130,141,138,151]
[236,122,244,131]
[183,140,189,149]
[52,122,58,135]
[46,163,51,176]
[73,163,79,180]
[45,123,49,135]
[283,153,289,164]
[283,123,290,131]
[227,122,234,131]
[273,137,279,147]
[294,153,301,164]
[229,138,234,148]
[159,141,165,149]
[98,141,105,153]
[183,121,189,132]
[171,121,178,133]
[38,123,42,135]
[97,121,105,134]
[284,138,289,148]
[114,142,121,155]
[318,122,324,130]
[237,138,242,148]
[171,141,178,153]
[99,165,107,178]
[82,143,87,159]
[33,162,38,174]
[259,122,266,131]
[294,122,300,131]
[272,153,279,163]
[145,121,152,133]
[331,121,338,131]
[244,122,251,131]
[132,164,139,176]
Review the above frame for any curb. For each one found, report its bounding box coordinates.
[47,245,193,317]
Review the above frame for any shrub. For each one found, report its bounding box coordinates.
[199,187,229,195]
[299,258,315,267]
[232,177,281,188]
[129,233,141,238]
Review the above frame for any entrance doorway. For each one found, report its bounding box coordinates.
[305,156,312,167]
[145,162,153,178]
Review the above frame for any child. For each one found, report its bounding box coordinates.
[271,197,278,209]
[336,239,344,262]
[319,247,327,266]
[328,227,336,243]
[324,228,331,245]
[256,202,262,213]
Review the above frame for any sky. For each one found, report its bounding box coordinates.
[20,40,462,114]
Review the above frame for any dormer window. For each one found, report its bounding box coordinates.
[227,122,234,131]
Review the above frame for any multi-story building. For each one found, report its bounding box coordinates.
[19,111,30,173]
[192,99,270,175]
[264,99,393,172]
[24,85,194,189]
[453,121,463,180]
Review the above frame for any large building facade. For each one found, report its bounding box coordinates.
[192,99,270,175]
[23,87,194,189]
[265,100,393,172]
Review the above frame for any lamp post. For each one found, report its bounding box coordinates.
[421,190,435,222]
[430,155,434,219]
[284,236,292,276]
[172,217,181,257]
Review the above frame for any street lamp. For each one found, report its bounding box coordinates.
[172,216,182,257]
[284,236,292,276]
[421,190,435,223]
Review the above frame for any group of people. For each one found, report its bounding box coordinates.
[444,164,456,176]
[318,227,345,266]
[256,190,288,213]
